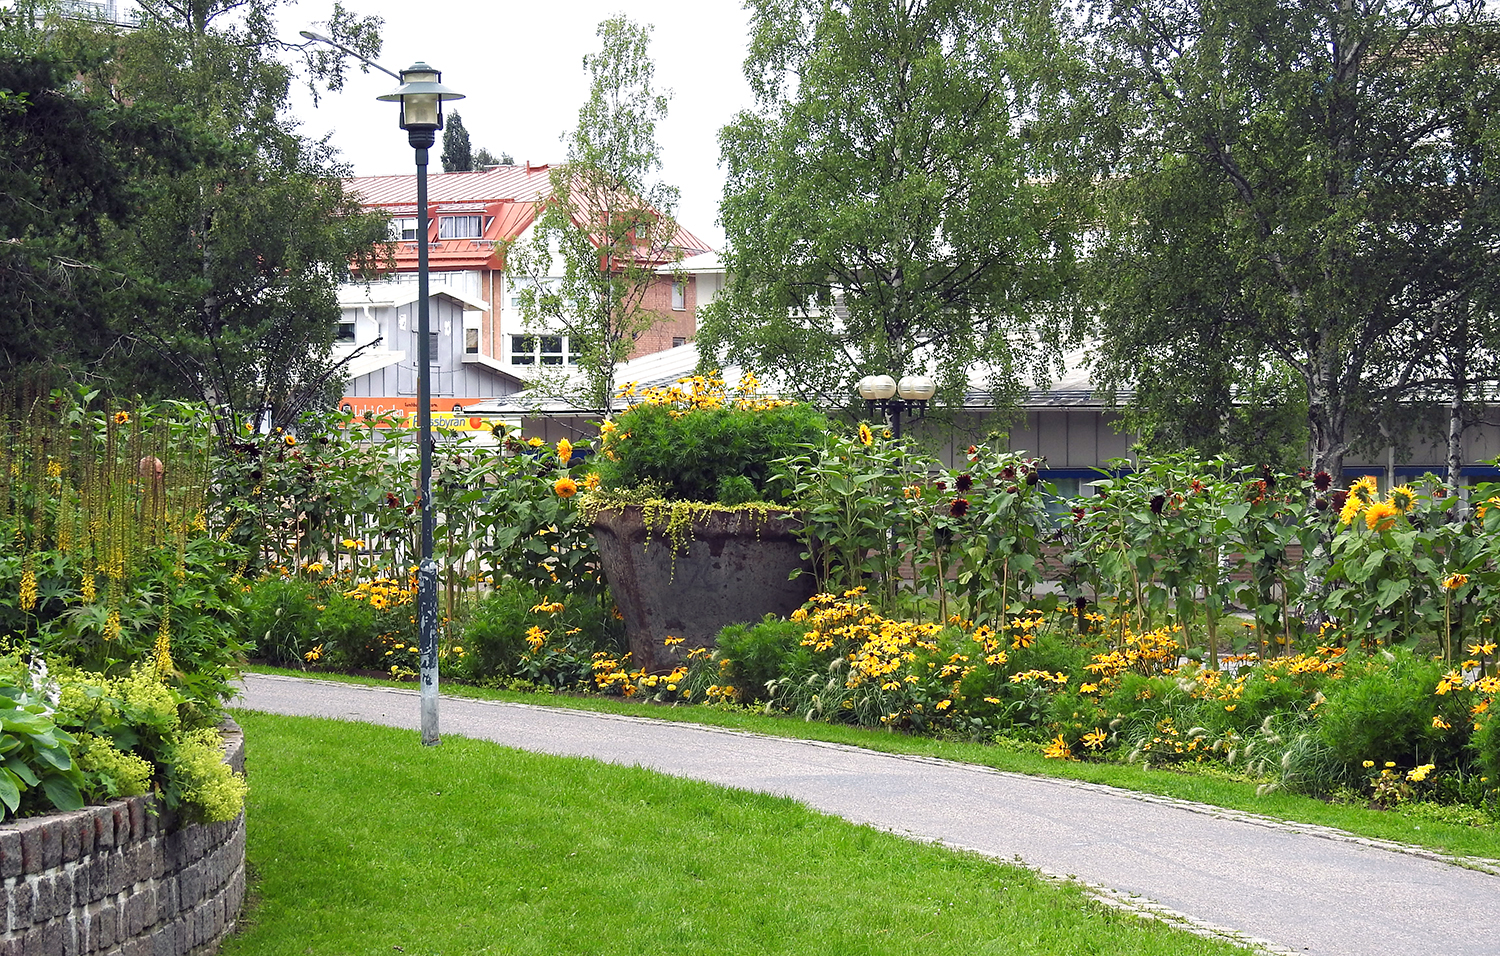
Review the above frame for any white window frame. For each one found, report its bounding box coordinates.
[510,334,581,366]
[389,217,419,241]
[671,280,687,311]
[439,215,483,240]
[462,311,482,355]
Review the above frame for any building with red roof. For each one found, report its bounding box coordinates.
[334,162,716,416]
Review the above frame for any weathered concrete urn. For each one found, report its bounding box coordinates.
[591,504,817,673]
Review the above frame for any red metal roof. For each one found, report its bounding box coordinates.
[348,163,715,273]
[350,163,556,207]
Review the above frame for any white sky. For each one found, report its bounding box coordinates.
[285,0,757,249]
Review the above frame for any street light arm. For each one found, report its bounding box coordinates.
[297,29,403,82]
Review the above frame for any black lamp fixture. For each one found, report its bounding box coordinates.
[856,373,937,441]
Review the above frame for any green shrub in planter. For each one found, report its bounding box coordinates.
[594,376,831,504]
[0,655,246,823]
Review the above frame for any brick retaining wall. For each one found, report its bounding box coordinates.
[0,722,246,956]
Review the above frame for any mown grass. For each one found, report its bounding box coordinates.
[243,665,1500,862]
[222,710,1256,956]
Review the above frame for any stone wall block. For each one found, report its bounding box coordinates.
[130,842,153,886]
[29,876,52,924]
[177,863,201,911]
[111,806,131,850]
[16,823,44,876]
[127,801,145,845]
[71,861,90,908]
[156,877,177,921]
[149,842,166,882]
[73,815,95,861]
[0,833,22,880]
[60,819,80,865]
[105,851,129,897]
[125,891,148,938]
[94,903,117,952]
[10,879,33,931]
[182,828,204,867]
[53,873,75,919]
[91,811,113,854]
[85,858,107,905]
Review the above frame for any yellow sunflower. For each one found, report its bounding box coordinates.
[1365,500,1400,532]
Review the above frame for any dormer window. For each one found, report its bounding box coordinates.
[389,217,419,241]
[438,215,483,239]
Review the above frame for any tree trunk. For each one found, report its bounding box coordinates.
[1447,307,1468,500]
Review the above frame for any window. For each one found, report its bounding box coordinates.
[438,215,483,239]
[511,334,581,366]
[336,320,356,344]
[507,276,560,309]
[672,336,686,348]
[462,311,482,355]
[389,217,419,241]
[671,280,686,311]
[415,329,439,363]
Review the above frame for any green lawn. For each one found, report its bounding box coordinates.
[244,666,1500,863]
[222,710,1257,956]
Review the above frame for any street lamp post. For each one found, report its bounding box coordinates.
[299,32,463,746]
[856,373,937,440]
[376,64,464,747]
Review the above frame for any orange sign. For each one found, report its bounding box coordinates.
[337,397,492,431]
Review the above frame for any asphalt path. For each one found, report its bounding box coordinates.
[233,673,1500,956]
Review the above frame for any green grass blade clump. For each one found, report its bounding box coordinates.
[225,710,1253,956]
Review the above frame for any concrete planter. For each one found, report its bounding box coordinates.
[591,504,817,673]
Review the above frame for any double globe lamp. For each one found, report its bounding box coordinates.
[857,373,937,440]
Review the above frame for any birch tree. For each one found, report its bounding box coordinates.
[1084,0,1500,477]
[508,15,691,413]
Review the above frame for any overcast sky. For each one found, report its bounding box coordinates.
[285,0,758,249]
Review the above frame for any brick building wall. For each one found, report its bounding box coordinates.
[630,275,697,359]
[0,724,247,956]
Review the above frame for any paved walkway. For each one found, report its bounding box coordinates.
[233,674,1500,956]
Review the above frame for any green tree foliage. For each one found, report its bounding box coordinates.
[473,146,511,168]
[441,111,474,172]
[698,0,1086,412]
[508,15,692,412]
[105,0,390,437]
[0,7,198,377]
[1083,0,1500,476]
[0,0,389,437]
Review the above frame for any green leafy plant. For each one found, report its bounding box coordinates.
[594,374,831,504]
